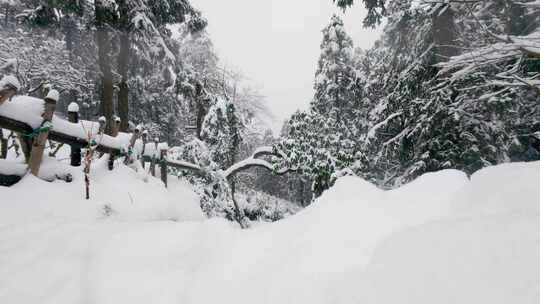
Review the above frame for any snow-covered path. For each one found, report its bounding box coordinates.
[2,160,540,304]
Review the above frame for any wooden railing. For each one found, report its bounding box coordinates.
[0,94,290,190]
[0,94,203,187]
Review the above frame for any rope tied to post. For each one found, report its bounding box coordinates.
[23,121,53,139]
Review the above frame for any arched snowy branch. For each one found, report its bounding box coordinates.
[223,146,294,179]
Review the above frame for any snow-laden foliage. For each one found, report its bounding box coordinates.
[281,0,540,195]
[275,15,366,197]
[0,0,293,223]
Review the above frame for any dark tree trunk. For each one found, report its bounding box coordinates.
[117,0,130,132]
[432,4,457,61]
[4,5,9,27]
[95,1,115,135]
[195,83,207,139]
[117,34,130,132]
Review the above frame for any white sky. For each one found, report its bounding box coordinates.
[190,0,381,132]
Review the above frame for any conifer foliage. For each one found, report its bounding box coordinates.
[278,0,540,197]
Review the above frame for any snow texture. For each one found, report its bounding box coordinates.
[0,96,132,150]
[0,75,20,91]
[1,161,540,303]
[67,102,80,113]
[45,89,59,102]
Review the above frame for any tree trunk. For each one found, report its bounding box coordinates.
[95,1,114,135]
[117,31,130,132]
[195,83,206,139]
[432,4,457,61]
[4,5,8,27]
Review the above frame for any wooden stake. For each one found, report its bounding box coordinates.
[108,116,121,171]
[0,128,7,159]
[160,148,168,188]
[140,130,148,169]
[0,87,16,106]
[150,137,158,177]
[28,92,57,177]
[1,78,19,160]
[68,103,81,166]
[124,125,141,165]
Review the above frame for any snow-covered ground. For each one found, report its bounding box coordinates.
[1,159,540,304]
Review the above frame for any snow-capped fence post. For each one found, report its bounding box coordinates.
[123,125,141,165]
[67,102,81,167]
[108,116,121,171]
[140,130,148,168]
[0,75,19,106]
[28,90,58,177]
[0,129,7,159]
[150,137,158,177]
[159,144,168,188]
[0,76,20,160]
[98,116,107,135]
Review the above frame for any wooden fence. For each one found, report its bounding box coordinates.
[0,95,203,187]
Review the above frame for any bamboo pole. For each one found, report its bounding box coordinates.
[28,90,58,177]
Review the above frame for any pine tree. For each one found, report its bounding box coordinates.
[312,15,356,122]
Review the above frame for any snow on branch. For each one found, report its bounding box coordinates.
[436,28,540,83]
[167,159,202,173]
[223,146,292,179]
[366,112,403,141]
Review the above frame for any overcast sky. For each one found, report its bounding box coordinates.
[190,0,381,132]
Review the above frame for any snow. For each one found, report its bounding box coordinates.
[1,160,540,303]
[0,75,20,91]
[46,89,59,102]
[143,142,160,158]
[0,159,26,176]
[67,102,80,113]
[366,111,402,140]
[0,96,132,150]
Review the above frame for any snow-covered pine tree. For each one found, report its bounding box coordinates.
[331,0,540,187]
[275,15,363,198]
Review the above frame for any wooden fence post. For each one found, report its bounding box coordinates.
[98,116,107,134]
[0,75,19,106]
[28,90,58,176]
[140,130,148,169]
[124,124,141,165]
[0,129,7,159]
[108,116,121,171]
[150,137,158,177]
[67,102,81,167]
[1,76,22,160]
[159,145,168,188]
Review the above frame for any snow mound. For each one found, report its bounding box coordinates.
[1,161,540,304]
[362,214,540,304]
[451,161,540,216]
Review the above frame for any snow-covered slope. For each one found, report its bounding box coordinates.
[1,160,539,303]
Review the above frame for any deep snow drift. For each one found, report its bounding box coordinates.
[1,160,540,304]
